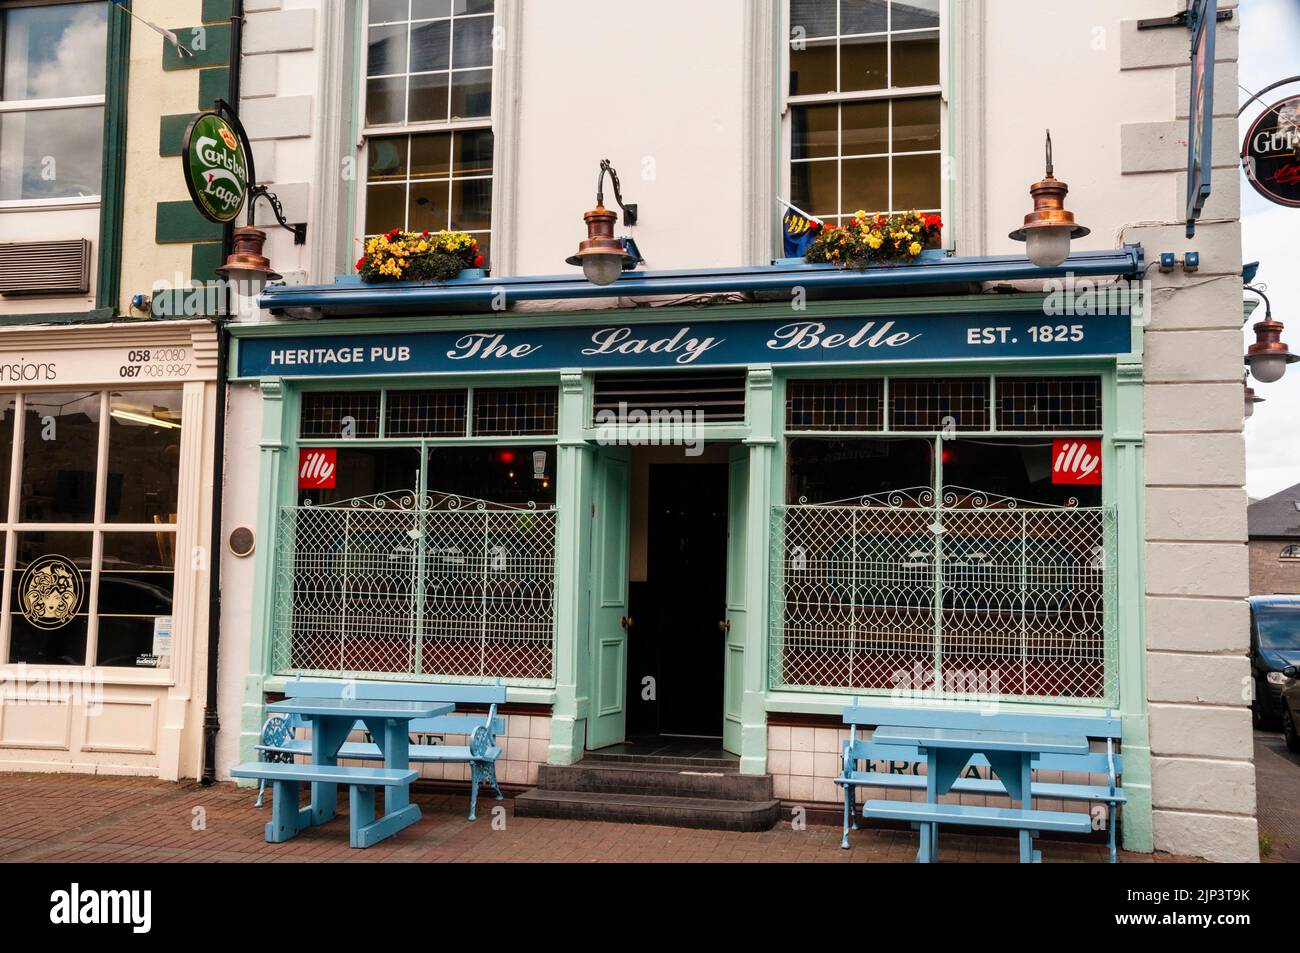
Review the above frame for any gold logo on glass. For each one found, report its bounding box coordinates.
[19,555,84,630]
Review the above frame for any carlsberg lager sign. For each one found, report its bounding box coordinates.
[183,112,250,224]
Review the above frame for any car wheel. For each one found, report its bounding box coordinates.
[1284,707,1300,754]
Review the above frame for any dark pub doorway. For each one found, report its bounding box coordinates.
[626,457,729,739]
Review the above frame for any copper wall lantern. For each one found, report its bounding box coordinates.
[1244,284,1297,384]
[1010,131,1090,268]
[215,225,281,288]
[567,159,643,286]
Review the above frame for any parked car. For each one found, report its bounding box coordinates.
[1249,596,1300,729]
[1282,665,1300,753]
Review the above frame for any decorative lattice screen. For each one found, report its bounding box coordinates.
[770,488,1117,703]
[272,491,557,685]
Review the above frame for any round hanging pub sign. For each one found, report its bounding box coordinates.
[1242,95,1300,208]
[182,111,251,224]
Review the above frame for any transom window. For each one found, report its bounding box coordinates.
[0,1,109,203]
[361,0,495,264]
[787,0,941,227]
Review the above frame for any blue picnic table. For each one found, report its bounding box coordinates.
[869,725,1090,863]
[251,697,452,847]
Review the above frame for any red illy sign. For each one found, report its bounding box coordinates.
[1051,439,1101,485]
[299,448,337,489]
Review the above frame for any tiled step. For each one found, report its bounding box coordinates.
[583,750,740,769]
[535,762,773,801]
[513,789,781,832]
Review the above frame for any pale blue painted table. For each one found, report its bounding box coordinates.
[871,725,1089,863]
[265,697,452,844]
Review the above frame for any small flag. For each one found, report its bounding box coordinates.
[782,207,823,258]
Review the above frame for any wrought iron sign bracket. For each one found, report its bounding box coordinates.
[1136,7,1231,29]
[249,185,308,245]
[597,158,638,227]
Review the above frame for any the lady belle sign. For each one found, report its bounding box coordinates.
[182,112,250,224]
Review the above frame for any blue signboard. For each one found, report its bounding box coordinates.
[1185,0,1217,237]
[235,311,1132,379]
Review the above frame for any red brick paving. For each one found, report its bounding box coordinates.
[0,773,1196,863]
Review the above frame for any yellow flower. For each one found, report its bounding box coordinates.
[908,242,922,256]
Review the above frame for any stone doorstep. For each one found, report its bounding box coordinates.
[512,789,782,833]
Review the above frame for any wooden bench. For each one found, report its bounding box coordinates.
[254,678,509,820]
[835,703,1126,862]
[231,762,418,848]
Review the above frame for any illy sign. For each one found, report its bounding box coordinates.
[299,449,337,489]
[1051,439,1102,485]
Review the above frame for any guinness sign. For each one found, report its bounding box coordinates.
[1243,95,1300,208]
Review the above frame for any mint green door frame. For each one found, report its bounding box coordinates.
[586,446,631,749]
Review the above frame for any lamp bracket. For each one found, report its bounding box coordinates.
[249,186,307,245]
[1136,8,1231,30]
[597,159,638,227]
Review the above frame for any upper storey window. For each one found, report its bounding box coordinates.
[787,0,941,228]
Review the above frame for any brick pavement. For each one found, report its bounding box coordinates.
[0,773,1196,863]
[1255,729,1300,863]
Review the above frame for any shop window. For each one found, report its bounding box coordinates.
[787,0,941,227]
[0,394,15,507]
[362,0,494,265]
[4,388,181,668]
[890,377,988,431]
[471,386,558,436]
[941,438,1101,508]
[385,388,468,437]
[427,444,556,507]
[299,391,381,438]
[0,1,108,203]
[787,436,932,504]
[996,376,1102,431]
[296,446,421,507]
[786,378,883,430]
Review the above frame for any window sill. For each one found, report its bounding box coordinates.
[0,198,101,213]
[0,664,176,688]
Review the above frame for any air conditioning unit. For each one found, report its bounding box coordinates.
[0,239,92,297]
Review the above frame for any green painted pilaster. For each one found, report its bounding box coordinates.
[95,1,132,313]
[740,366,777,775]
[1115,359,1152,852]
[237,378,293,776]
[548,370,594,764]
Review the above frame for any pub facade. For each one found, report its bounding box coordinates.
[215,0,1259,862]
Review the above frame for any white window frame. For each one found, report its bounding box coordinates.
[0,1,108,211]
[353,0,498,262]
[0,389,182,672]
[779,0,949,245]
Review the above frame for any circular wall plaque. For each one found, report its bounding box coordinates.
[228,527,256,558]
[1243,95,1300,208]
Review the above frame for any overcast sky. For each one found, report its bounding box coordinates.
[1240,0,1300,499]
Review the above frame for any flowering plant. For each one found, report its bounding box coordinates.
[804,210,942,268]
[356,229,485,283]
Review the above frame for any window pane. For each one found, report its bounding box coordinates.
[787,437,934,504]
[790,159,837,218]
[451,176,492,231]
[840,0,887,35]
[790,0,836,39]
[427,445,557,508]
[368,23,409,75]
[106,390,182,524]
[410,19,450,72]
[19,391,99,523]
[453,0,494,15]
[449,68,491,118]
[891,95,940,152]
[365,182,407,234]
[892,151,940,209]
[369,0,409,24]
[941,439,1101,508]
[297,447,421,506]
[368,136,409,180]
[0,106,104,200]
[451,15,493,69]
[408,179,449,232]
[95,532,176,668]
[0,394,14,514]
[789,37,836,96]
[1,2,108,100]
[8,531,92,665]
[841,99,889,155]
[892,0,940,31]
[414,0,453,17]
[386,389,468,437]
[410,131,452,177]
[472,387,558,437]
[790,103,837,160]
[408,71,449,122]
[891,29,939,87]
[365,76,405,125]
[890,378,988,430]
[841,156,887,214]
[300,392,381,438]
[839,33,887,91]
[454,129,493,175]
